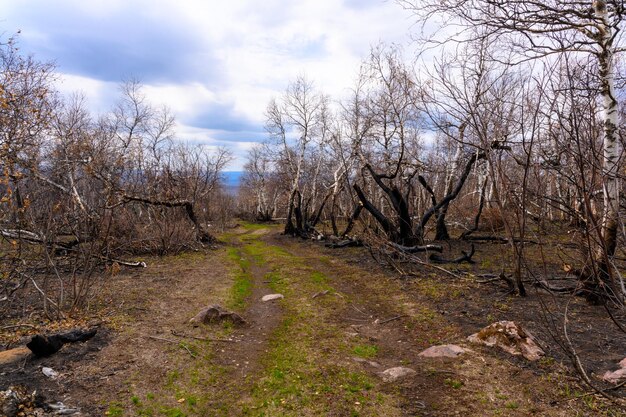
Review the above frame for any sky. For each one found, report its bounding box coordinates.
[1,0,417,170]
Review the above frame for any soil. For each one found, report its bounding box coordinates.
[1,224,625,416]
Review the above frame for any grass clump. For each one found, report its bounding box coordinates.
[352,344,378,358]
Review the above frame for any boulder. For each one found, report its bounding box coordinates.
[467,321,544,361]
[418,344,467,358]
[189,305,246,326]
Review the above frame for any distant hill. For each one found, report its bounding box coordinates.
[222,171,243,195]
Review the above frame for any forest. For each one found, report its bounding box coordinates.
[1,1,626,416]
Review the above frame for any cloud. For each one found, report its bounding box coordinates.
[1,0,417,168]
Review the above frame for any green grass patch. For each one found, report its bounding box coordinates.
[240,221,269,231]
[352,344,378,358]
[310,271,328,285]
[226,247,253,310]
[444,378,464,389]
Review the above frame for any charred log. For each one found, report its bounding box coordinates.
[26,328,98,357]
[325,239,363,249]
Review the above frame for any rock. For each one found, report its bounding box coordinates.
[603,358,626,384]
[467,321,544,361]
[189,305,246,326]
[381,367,416,382]
[0,346,31,366]
[261,294,284,302]
[41,367,58,379]
[603,368,626,384]
[418,344,467,358]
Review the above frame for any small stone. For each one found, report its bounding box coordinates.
[42,367,58,379]
[381,367,416,382]
[418,344,467,358]
[261,294,284,302]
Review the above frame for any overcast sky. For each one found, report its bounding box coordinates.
[2,0,416,169]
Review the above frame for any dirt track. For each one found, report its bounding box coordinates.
[1,224,624,416]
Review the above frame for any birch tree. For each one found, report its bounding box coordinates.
[265,76,329,236]
[401,0,625,300]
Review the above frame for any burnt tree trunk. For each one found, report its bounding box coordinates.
[341,203,363,237]
[417,151,485,241]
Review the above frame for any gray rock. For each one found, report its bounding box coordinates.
[41,367,59,379]
[261,294,284,302]
[418,344,467,358]
[381,367,416,382]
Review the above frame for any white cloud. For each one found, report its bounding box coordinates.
[2,0,418,169]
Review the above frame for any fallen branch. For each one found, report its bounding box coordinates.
[429,245,476,264]
[1,324,37,331]
[463,235,538,244]
[325,239,363,249]
[97,255,147,268]
[170,330,236,343]
[312,290,330,299]
[376,315,408,325]
[145,334,197,357]
[390,242,443,253]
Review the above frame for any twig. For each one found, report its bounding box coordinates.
[1,324,37,330]
[350,304,368,316]
[145,334,196,357]
[170,330,236,343]
[312,290,329,299]
[376,315,408,325]
[551,380,626,404]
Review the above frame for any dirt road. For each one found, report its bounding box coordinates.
[1,223,621,416]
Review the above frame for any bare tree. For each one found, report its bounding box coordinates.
[265,75,330,237]
[401,0,625,299]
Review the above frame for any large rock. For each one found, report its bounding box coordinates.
[603,358,626,384]
[381,367,416,382]
[467,321,544,361]
[189,305,246,326]
[418,344,467,358]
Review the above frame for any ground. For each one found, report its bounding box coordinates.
[1,223,625,416]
